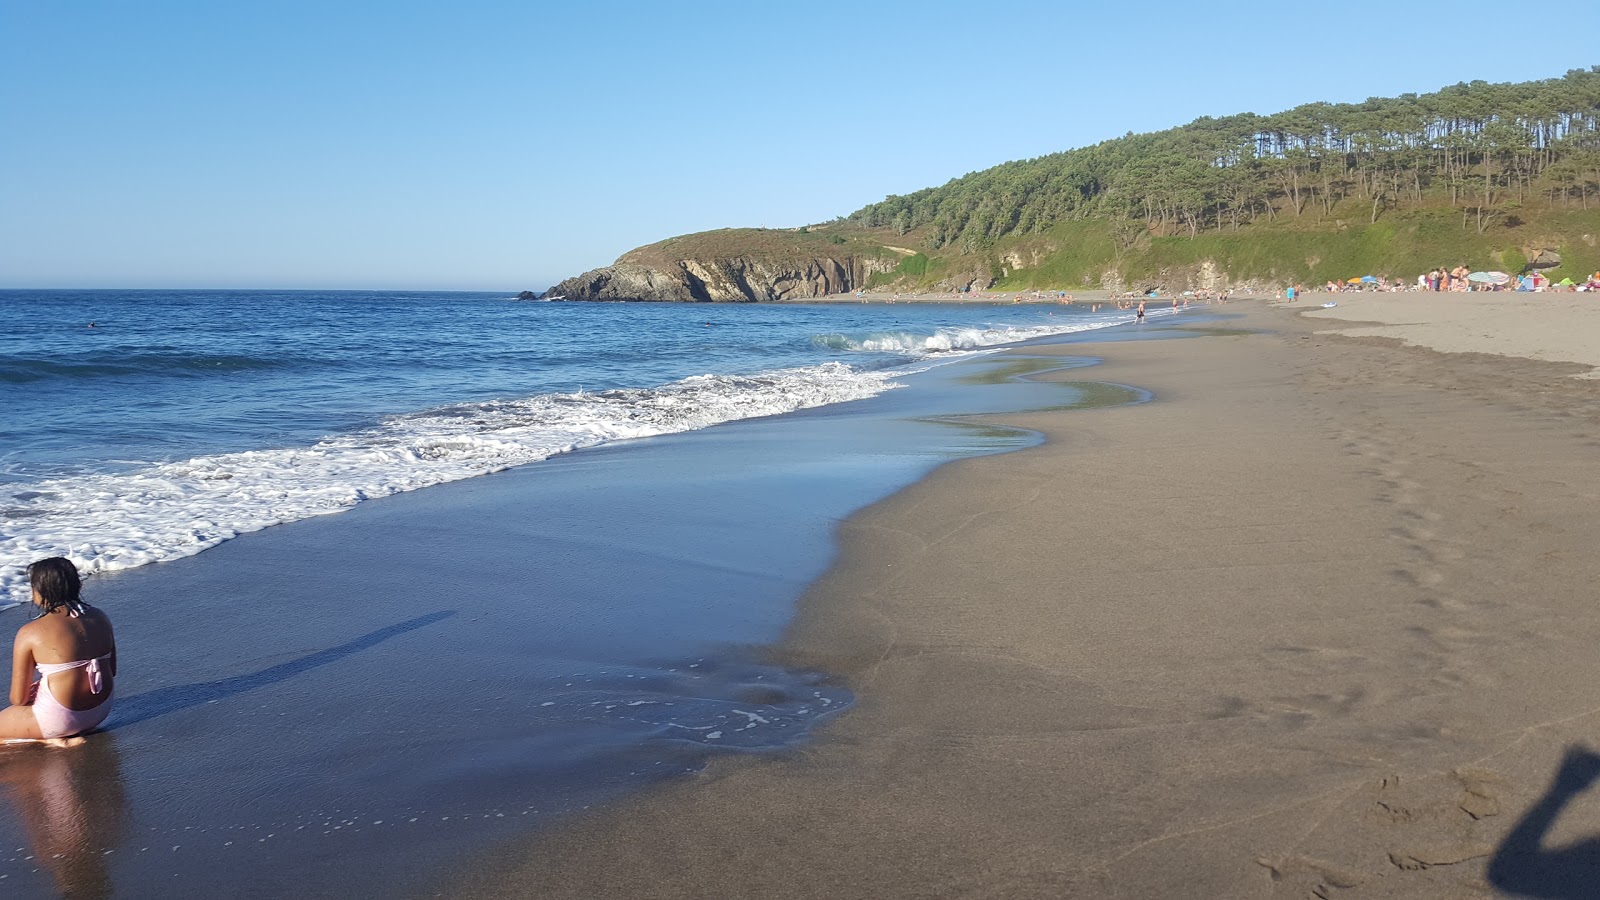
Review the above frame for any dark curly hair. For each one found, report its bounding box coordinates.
[28,557,83,614]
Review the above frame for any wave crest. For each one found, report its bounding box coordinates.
[0,362,903,608]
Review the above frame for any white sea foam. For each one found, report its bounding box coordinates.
[815,317,1128,354]
[0,362,903,608]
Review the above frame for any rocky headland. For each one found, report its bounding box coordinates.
[545,228,909,302]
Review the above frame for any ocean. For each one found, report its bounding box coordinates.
[0,288,1183,896]
[0,289,1154,609]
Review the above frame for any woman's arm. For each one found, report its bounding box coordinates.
[105,615,117,679]
[10,628,36,706]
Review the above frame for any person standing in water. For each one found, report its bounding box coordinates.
[0,558,117,745]
[1136,301,1146,323]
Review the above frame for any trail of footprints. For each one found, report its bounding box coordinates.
[1259,768,1507,897]
[1262,344,1515,895]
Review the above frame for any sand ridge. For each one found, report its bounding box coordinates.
[459,303,1600,899]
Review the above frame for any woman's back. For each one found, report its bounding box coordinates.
[3,557,118,742]
[23,604,116,711]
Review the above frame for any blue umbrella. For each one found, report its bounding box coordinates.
[1359,275,1379,283]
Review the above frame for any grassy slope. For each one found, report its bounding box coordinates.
[599,210,1600,294]
[620,226,900,269]
[979,208,1600,290]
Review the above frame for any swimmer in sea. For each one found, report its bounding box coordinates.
[0,558,117,746]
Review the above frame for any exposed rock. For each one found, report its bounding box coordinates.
[1095,259,1273,295]
[514,290,540,300]
[547,263,701,303]
[933,264,996,293]
[1525,247,1562,269]
[548,254,900,303]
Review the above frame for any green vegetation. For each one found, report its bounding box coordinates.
[977,207,1600,289]
[602,70,1600,294]
[621,227,898,270]
[836,68,1600,287]
[853,69,1600,246]
[865,252,930,287]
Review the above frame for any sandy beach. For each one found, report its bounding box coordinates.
[458,296,1600,898]
[1301,290,1600,375]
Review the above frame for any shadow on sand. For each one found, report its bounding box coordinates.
[1489,745,1600,898]
[108,610,455,730]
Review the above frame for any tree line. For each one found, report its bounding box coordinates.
[849,68,1600,248]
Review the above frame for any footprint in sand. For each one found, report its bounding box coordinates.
[1386,842,1494,871]
[1254,854,1367,891]
[1453,767,1505,821]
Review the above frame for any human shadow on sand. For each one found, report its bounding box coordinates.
[107,610,455,730]
[1488,744,1600,898]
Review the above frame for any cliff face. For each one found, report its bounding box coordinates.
[548,236,902,302]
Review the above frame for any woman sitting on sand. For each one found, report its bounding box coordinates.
[0,558,117,744]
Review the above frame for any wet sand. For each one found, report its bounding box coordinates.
[460,301,1600,898]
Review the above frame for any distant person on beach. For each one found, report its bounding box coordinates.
[0,558,117,745]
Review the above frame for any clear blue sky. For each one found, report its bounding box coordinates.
[2,1,1595,291]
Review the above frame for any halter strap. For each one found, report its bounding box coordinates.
[36,654,111,693]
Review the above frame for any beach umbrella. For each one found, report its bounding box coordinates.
[1487,272,1510,285]
[1346,277,1362,284]
[1359,275,1379,283]
[1467,271,1493,283]
[1559,277,1576,286]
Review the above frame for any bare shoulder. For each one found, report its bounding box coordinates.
[85,605,115,635]
[12,616,44,647]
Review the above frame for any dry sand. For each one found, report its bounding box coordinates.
[460,298,1600,899]
[1301,291,1600,376]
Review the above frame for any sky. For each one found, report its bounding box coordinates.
[2,1,1596,291]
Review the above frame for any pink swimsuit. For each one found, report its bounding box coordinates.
[16,602,115,740]
[32,654,113,739]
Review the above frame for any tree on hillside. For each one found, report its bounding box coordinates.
[847,67,1600,249]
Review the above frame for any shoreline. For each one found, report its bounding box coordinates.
[794,288,1250,307]
[459,298,1600,898]
[0,319,1103,898]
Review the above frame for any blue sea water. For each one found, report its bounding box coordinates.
[0,289,1150,607]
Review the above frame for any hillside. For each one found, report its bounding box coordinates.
[548,68,1600,300]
